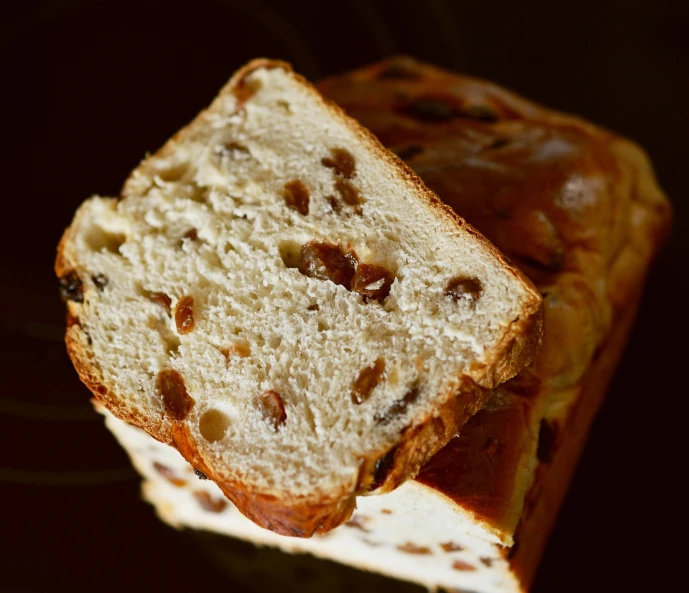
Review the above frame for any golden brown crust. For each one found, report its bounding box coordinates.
[319,54,672,560]
[56,59,543,537]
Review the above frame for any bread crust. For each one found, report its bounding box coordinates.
[56,59,543,537]
[319,55,672,566]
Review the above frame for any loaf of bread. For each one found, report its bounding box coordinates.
[99,57,670,592]
[56,59,543,537]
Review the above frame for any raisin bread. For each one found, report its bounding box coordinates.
[99,57,670,593]
[56,59,543,537]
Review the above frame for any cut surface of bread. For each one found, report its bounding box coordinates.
[56,59,542,536]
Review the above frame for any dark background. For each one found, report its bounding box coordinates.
[1,0,687,591]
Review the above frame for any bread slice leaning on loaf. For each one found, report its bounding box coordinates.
[55,59,542,537]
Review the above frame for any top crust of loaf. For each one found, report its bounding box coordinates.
[318,55,672,550]
[56,59,543,536]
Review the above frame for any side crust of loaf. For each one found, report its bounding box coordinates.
[56,59,543,536]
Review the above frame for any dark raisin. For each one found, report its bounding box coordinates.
[377,63,421,80]
[149,292,172,316]
[59,272,84,303]
[401,96,455,122]
[452,560,477,571]
[92,274,108,291]
[485,437,502,457]
[335,178,363,206]
[193,467,209,480]
[258,390,287,430]
[351,358,386,404]
[344,515,370,532]
[321,148,356,178]
[283,180,310,215]
[394,145,424,161]
[351,264,394,302]
[370,446,397,490]
[459,104,499,123]
[441,542,464,552]
[480,557,493,567]
[153,462,186,487]
[306,303,319,311]
[375,384,421,424]
[300,241,358,288]
[537,418,559,463]
[397,542,432,555]
[175,295,195,334]
[183,228,198,241]
[193,490,227,513]
[326,195,342,212]
[156,369,194,420]
[445,276,482,302]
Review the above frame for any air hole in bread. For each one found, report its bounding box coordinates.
[220,341,251,360]
[156,161,191,183]
[234,75,263,105]
[445,276,482,302]
[199,409,231,443]
[375,383,421,424]
[279,240,303,269]
[85,227,126,254]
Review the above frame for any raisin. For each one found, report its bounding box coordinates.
[537,418,559,463]
[193,467,209,480]
[377,63,421,80]
[152,462,186,487]
[321,148,356,178]
[220,342,250,360]
[258,390,286,430]
[452,560,477,571]
[370,446,397,490]
[156,369,194,420]
[283,180,310,215]
[459,104,499,123]
[344,515,370,532]
[351,264,394,302]
[480,557,493,567]
[381,509,393,515]
[300,241,358,288]
[149,292,172,316]
[445,276,482,302]
[335,178,363,206]
[193,490,227,513]
[92,274,108,291]
[485,437,502,457]
[183,228,198,241]
[175,295,195,334]
[375,384,421,424]
[397,543,432,555]
[326,195,342,212]
[400,96,456,122]
[394,145,424,161]
[59,272,84,303]
[441,542,464,552]
[234,76,262,105]
[351,358,386,404]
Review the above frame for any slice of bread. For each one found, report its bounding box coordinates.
[56,59,542,536]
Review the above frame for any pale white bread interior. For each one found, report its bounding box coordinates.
[57,60,541,535]
[102,406,521,593]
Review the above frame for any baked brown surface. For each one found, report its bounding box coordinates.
[319,55,671,576]
[55,59,543,537]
